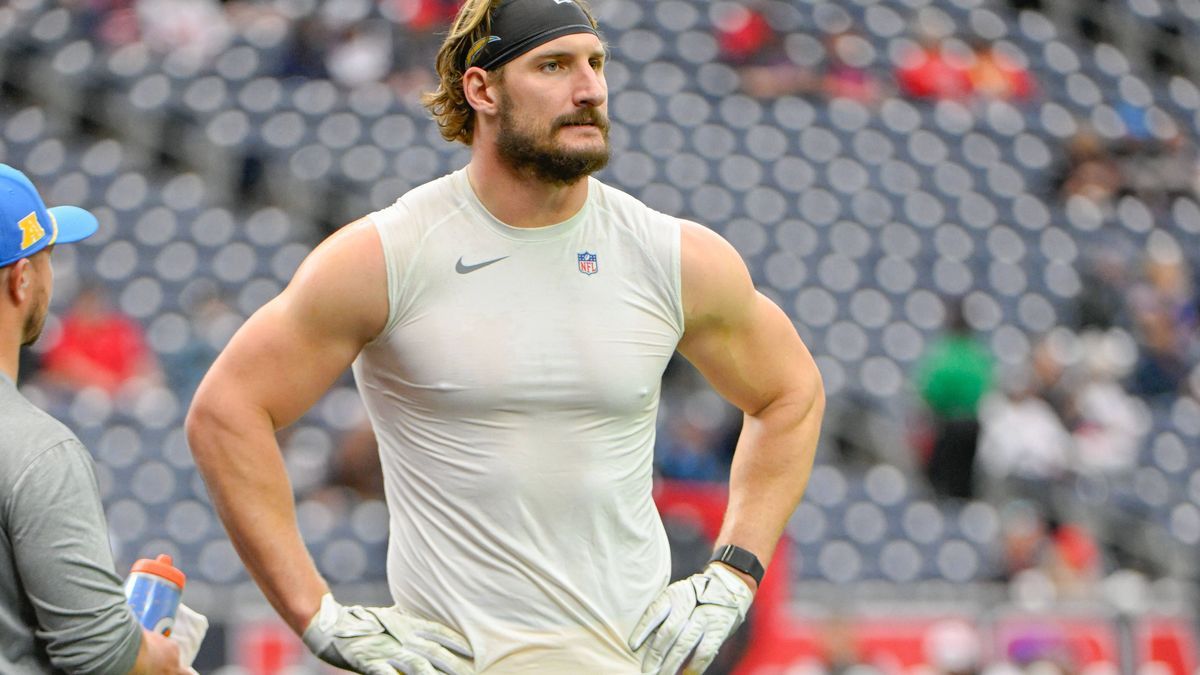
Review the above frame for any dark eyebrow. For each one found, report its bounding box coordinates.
[532,49,608,61]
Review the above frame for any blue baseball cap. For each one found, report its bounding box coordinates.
[0,163,98,268]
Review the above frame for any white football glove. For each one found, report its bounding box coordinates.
[628,563,755,675]
[301,594,474,675]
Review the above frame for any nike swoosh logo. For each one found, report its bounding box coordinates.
[455,256,508,274]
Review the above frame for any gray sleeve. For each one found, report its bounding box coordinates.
[7,440,143,675]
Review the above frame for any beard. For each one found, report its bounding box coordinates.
[496,99,611,186]
[20,297,46,347]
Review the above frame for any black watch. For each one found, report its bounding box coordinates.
[709,545,765,585]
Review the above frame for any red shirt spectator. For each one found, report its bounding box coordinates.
[896,39,972,100]
[41,288,158,393]
[715,5,774,65]
[389,0,459,32]
[969,43,1036,101]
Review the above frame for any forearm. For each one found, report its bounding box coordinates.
[186,401,329,634]
[716,391,823,573]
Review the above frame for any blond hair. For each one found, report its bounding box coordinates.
[421,0,599,145]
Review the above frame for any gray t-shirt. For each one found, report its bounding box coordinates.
[0,373,142,674]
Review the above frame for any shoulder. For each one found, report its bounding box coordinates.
[0,387,77,455]
[0,389,80,488]
[367,171,474,261]
[590,178,678,235]
[374,171,468,231]
[680,220,755,330]
[680,220,742,265]
[282,217,389,343]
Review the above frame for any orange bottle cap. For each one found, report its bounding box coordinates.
[131,554,186,588]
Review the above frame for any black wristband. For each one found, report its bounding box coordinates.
[709,545,765,585]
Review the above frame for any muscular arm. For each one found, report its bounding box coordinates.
[186,220,388,633]
[676,221,824,589]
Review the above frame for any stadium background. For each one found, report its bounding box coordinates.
[2,0,1200,672]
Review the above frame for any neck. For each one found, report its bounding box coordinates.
[0,338,17,384]
[466,146,590,229]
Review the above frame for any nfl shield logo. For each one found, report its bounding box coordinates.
[577,251,598,275]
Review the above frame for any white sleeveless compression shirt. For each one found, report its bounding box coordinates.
[351,168,682,673]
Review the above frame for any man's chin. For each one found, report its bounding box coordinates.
[555,135,610,157]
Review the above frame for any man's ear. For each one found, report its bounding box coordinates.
[463,66,502,116]
[4,259,30,305]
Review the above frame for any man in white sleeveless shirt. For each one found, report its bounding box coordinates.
[187,0,824,673]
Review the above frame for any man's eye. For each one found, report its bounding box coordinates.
[542,62,560,72]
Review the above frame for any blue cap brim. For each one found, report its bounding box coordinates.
[47,205,98,245]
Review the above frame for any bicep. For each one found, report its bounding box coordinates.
[198,300,358,429]
[680,291,820,415]
[193,221,388,430]
[677,222,821,415]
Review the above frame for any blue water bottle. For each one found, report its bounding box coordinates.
[124,554,185,636]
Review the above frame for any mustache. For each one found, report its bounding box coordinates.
[554,110,610,131]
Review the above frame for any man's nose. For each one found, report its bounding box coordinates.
[574,66,606,108]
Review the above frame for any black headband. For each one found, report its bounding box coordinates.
[465,0,600,71]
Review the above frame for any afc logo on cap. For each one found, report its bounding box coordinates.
[18,212,44,250]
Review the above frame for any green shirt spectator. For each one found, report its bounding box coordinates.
[916,335,995,419]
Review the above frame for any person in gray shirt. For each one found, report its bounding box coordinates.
[0,164,186,674]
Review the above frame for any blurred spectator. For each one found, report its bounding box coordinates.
[72,0,231,57]
[67,0,140,48]
[914,298,995,500]
[1127,236,1198,336]
[655,414,728,482]
[165,291,239,399]
[38,286,159,395]
[999,503,1103,599]
[976,368,1072,507]
[1073,246,1131,331]
[1055,117,1200,208]
[1045,520,1104,599]
[1128,308,1190,399]
[1053,127,1123,205]
[326,21,393,88]
[327,420,385,500]
[998,500,1050,581]
[820,31,883,105]
[1118,130,1200,206]
[715,3,776,65]
[826,389,915,471]
[279,15,332,79]
[388,0,459,32]
[716,3,814,99]
[967,39,1035,102]
[136,0,231,62]
[270,0,455,92]
[895,33,972,100]
[1070,333,1143,476]
[1028,335,1077,425]
[1126,239,1198,399]
[924,619,982,675]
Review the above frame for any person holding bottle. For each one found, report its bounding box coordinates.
[0,163,189,674]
